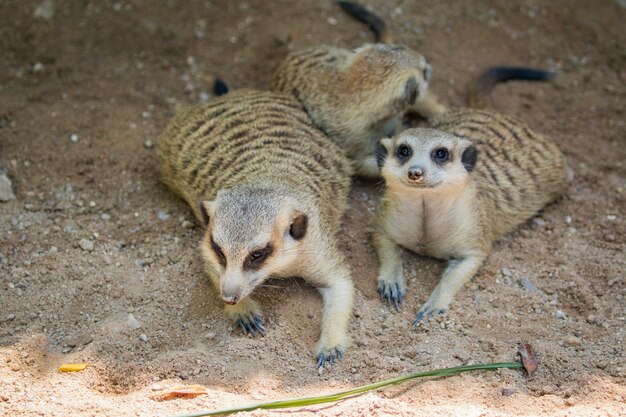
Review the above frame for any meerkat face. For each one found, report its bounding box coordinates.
[198,187,308,305]
[377,128,478,190]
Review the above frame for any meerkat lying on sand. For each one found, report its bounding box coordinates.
[272,1,445,178]
[373,70,567,323]
[158,87,354,367]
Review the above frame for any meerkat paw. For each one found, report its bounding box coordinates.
[315,345,345,369]
[224,299,265,337]
[377,278,405,311]
[414,291,449,325]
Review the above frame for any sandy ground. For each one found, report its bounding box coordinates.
[1,0,625,416]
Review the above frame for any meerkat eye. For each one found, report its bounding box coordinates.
[244,244,274,270]
[210,237,226,267]
[432,147,449,163]
[396,144,412,161]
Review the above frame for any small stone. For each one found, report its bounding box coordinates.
[606,214,617,221]
[143,139,154,149]
[78,239,94,252]
[157,211,170,221]
[33,0,54,20]
[564,216,572,224]
[61,347,71,353]
[565,397,576,406]
[32,62,44,73]
[198,92,210,104]
[500,268,512,277]
[518,276,538,291]
[49,246,58,253]
[181,220,194,229]
[587,314,596,324]
[564,336,581,347]
[89,201,96,207]
[501,388,517,396]
[70,134,79,143]
[6,314,15,321]
[206,332,216,339]
[604,234,616,242]
[0,171,16,202]
[127,313,141,330]
[139,333,149,342]
[555,310,566,319]
[10,362,21,372]
[327,16,338,25]
[100,213,111,220]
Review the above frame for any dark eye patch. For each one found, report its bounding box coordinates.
[243,244,274,271]
[395,144,412,164]
[211,237,227,268]
[431,147,450,164]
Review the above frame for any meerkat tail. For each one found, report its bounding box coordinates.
[468,66,556,109]
[337,1,393,44]
[213,78,230,96]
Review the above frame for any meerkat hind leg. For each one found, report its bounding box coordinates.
[414,255,485,324]
[315,271,354,368]
[372,229,406,310]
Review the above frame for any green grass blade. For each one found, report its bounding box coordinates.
[171,361,523,417]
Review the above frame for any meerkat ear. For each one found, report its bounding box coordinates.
[404,76,419,105]
[199,200,215,226]
[289,211,308,240]
[461,145,478,172]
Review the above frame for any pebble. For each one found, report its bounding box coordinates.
[555,310,566,319]
[564,335,581,347]
[10,362,21,372]
[206,332,216,339]
[127,313,141,330]
[604,234,616,242]
[501,388,517,396]
[78,239,94,252]
[139,333,149,342]
[70,134,79,143]
[144,139,154,149]
[518,276,538,291]
[33,0,54,20]
[101,213,111,220]
[0,171,16,202]
[606,215,617,221]
[32,62,44,73]
[500,268,512,277]
[157,211,170,221]
[587,314,596,324]
[181,220,194,229]
[49,246,58,253]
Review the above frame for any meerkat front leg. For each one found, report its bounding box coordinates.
[356,155,382,178]
[372,227,405,310]
[411,91,447,121]
[414,254,486,324]
[314,264,354,368]
[208,272,265,336]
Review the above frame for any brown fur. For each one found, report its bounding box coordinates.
[158,89,354,366]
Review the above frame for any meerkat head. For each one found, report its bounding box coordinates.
[198,186,309,305]
[346,44,432,113]
[377,128,478,190]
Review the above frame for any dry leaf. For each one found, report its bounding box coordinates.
[149,385,209,401]
[518,343,539,377]
[58,363,89,372]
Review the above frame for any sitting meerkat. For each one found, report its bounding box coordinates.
[158,88,354,367]
[272,1,446,178]
[373,80,568,323]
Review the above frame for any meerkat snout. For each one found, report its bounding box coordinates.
[407,166,423,181]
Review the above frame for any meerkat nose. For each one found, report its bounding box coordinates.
[408,167,423,181]
[222,293,240,305]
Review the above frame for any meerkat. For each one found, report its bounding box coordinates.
[271,1,446,178]
[373,74,568,323]
[158,88,354,367]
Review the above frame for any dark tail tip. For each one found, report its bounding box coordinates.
[337,1,392,44]
[469,66,557,109]
[213,79,230,96]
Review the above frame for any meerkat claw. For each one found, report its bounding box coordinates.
[378,281,405,311]
[414,307,446,325]
[236,315,265,337]
[316,348,344,369]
